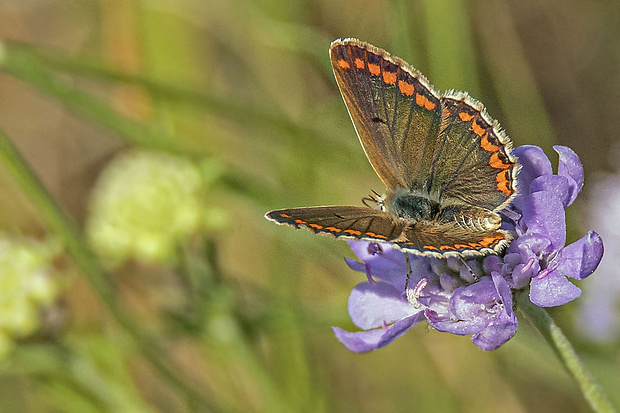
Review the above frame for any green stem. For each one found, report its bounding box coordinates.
[518,295,616,413]
[0,126,215,410]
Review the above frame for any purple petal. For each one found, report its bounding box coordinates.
[471,314,518,351]
[347,241,405,268]
[522,191,566,250]
[555,231,604,280]
[348,282,418,329]
[425,308,490,335]
[492,271,514,318]
[515,233,553,257]
[530,175,570,208]
[450,277,497,316]
[346,241,407,284]
[554,146,584,207]
[530,269,582,307]
[513,146,553,205]
[501,252,536,289]
[511,260,540,289]
[332,313,424,353]
[425,277,497,335]
[470,273,517,350]
[483,255,503,274]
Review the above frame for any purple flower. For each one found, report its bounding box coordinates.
[425,272,517,350]
[504,146,603,307]
[333,145,603,351]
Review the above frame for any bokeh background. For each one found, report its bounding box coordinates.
[0,0,619,412]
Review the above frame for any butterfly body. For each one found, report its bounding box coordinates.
[266,39,519,258]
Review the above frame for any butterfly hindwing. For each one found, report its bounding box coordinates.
[265,206,408,243]
[330,39,443,191]
[397,220,511,257]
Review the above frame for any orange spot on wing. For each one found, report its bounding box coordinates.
[496,170,512,196]
[366,232,388,240]
[344,229,362,236]
[337,59,350,69]
[368,63,380,76]
[295,219,305,224]
[415,94,436,110]
[423,245,439,250]
[382,71,397,84]
[472,119,486,136]
[454,244,471,249]
[398,80,415,96]
[468,242,481,248]
[480,134,499,152]
[489,152,511,170]
[459,112,473,122]
[354,58,365,69]
[479,236,502,247]
[325,226,342,233]
[279,213,292,218]
[416,93,426,107]
[440,245,456,250]
[309,223,323,229]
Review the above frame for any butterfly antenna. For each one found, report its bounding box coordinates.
[361,190,379,208]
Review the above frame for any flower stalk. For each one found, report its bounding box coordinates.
[518,295,615,413]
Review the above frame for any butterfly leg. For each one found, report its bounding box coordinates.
[404,252,411,291]
[458,256,477,280]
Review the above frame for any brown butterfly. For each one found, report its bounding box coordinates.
[266,38,519,257]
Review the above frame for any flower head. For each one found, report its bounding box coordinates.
[334,146,603,351]
[87,151,227,266]
[0,235,62,359]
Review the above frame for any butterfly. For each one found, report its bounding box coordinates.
[265,38,519,257]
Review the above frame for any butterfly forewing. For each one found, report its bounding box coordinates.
[330,39,443,191]
[266,206,408,243]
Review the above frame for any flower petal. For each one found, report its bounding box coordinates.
[555,231,604,280]
[554,145,584,207]
[471,314,518,351]
[512,146,553,209]
[425,308,489,335]
[425,277,497,335]
[348,281,418,329]
[347,241,405,268]
[332,313,424,353]
[346,241,407,285]
[522,191,566,249]
[530,175,570,208]
[530,269,581,307]
[492,271,514,318]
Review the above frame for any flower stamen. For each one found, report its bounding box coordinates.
[406,278,428,308]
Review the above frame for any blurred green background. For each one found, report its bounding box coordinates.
[0,0,619,412]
